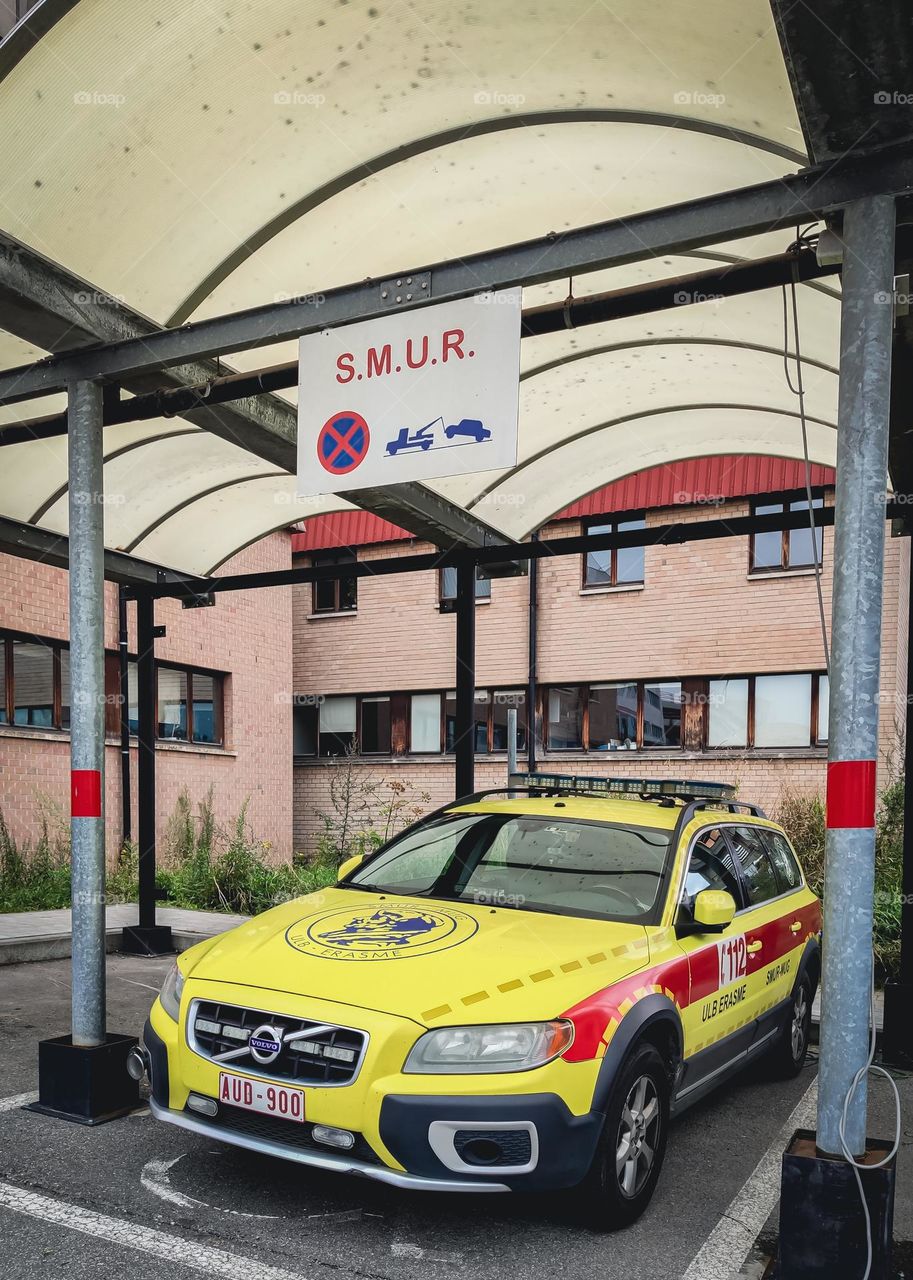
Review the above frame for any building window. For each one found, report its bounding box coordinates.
[754,673,813,747]
[642,681,682,747]
[547,685,584,749]
[293,700,318,756]
[587,683,637,750]
[360,696,392,754]
[318,695,357,755]
[439,565,492,610]
[12,641,54,727]
[410,693,441,752]
[312,551,357,614]
[708,678,750,748]
[492,690,528,752]
[583,515,646,589]
[154,665,223,745]
[706,672,825,749]
[751,494,824,573]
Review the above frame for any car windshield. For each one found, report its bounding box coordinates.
[343,811,673,922]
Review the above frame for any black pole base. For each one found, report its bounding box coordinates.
[880,979,913,1066]
[29,1033,140,1126]
[119,924,174,956]
[777,1128,896,1279]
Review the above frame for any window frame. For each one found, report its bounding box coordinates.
[154,660,225,746]
[544,679,682,751]
[749,490,825,574]
[581,512,646,590]
[1,630,67,730]
[310,550,358,615]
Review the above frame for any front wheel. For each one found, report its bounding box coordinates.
[576,1042,670,1230]
[765,974,813,1078]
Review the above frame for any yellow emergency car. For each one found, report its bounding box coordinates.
[137,774,821,1228]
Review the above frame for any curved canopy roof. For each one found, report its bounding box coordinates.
[0,0,845,575]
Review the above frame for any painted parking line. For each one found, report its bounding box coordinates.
[0,1180,310,1280]
[0,1092,37,1112]
[681,1075,818,1280]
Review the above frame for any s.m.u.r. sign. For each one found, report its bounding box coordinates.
[297,289,521,495]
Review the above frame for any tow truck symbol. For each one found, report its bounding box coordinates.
[385,417,491,456]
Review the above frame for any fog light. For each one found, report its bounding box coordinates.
[187,1093,218,1117]
[311,1124,355,1150]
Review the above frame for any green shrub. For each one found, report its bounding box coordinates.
[775,778,906,980]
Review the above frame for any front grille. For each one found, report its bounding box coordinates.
[186,1102,381,1164]
[189,999,367,1086]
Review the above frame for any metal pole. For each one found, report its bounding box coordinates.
[117,587,131,846]
[454,560,476,799]
[136,594,157,932]
[527,531,539,772]
[67,380,106,1048]
[899,544,913,992]
[507,707,518,778]
[817,195,896,1157]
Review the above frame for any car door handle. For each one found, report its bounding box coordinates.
[789,921,803,934]
[746,940,763,954]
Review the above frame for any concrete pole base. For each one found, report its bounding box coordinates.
[777,1128,896,1278]
[119,925,174,957]
[31,1033,140,1125]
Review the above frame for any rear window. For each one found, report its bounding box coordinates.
[344,810,673,923]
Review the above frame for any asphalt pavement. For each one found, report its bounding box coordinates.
[0,955,829,1280]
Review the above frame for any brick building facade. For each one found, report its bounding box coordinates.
[291,459,910,854]
[0,532,294,863]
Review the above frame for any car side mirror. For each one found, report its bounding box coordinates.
[337,853,364,882]
[692,889,736,932]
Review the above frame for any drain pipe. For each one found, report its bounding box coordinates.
[527,530,539,772]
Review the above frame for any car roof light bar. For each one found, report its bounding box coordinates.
[508,772,738,803]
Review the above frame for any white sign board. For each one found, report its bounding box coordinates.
[297,289,521,495]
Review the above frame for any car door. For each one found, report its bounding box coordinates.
[723,824,802,1050]
[674,826,759,1089]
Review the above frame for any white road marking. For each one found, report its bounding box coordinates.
[0,1092,37,1113]
[681,1075,818,1280]
[141,1154,280,1219]
[0,1180,310,1280]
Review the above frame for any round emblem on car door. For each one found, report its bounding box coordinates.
[248,1024,283,1063]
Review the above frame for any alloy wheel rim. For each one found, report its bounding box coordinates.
[615,1073,661,1199]
[791,987,808,1059]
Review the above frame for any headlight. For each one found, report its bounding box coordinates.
[159,962,185,1022]
[403,1020,574,1074]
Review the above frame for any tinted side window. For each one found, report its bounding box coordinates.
[762,830,802,891]
[684,828,743,906]
[728,826,780,906]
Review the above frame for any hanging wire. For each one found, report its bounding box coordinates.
[781,245,830,672]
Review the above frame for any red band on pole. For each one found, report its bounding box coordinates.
[71,769,102,819]
[826,759,876,829]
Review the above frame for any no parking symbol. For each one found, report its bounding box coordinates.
[317,411,370,476]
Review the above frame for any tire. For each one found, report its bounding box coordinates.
[576,1042,670,1231]
[765,973,813,1078]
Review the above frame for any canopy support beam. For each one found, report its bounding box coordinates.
[455,560,476,799]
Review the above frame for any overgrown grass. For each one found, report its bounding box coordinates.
[775,777,905,979]
[0,790,337,917]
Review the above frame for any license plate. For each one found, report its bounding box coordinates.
[218,1071,306,1123]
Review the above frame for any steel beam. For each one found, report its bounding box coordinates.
[0,138,911,404]
[0,514,208,588]
[817,196,896,1157]
[134,504,860,600]
[0,235,506,549]
[67,380,106,1048]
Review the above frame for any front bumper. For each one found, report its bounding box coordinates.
[144,990,604,1194]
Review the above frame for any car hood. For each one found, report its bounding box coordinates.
[184,888,651,1025]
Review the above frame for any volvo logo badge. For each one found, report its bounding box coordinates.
[248,1024,283,1064]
